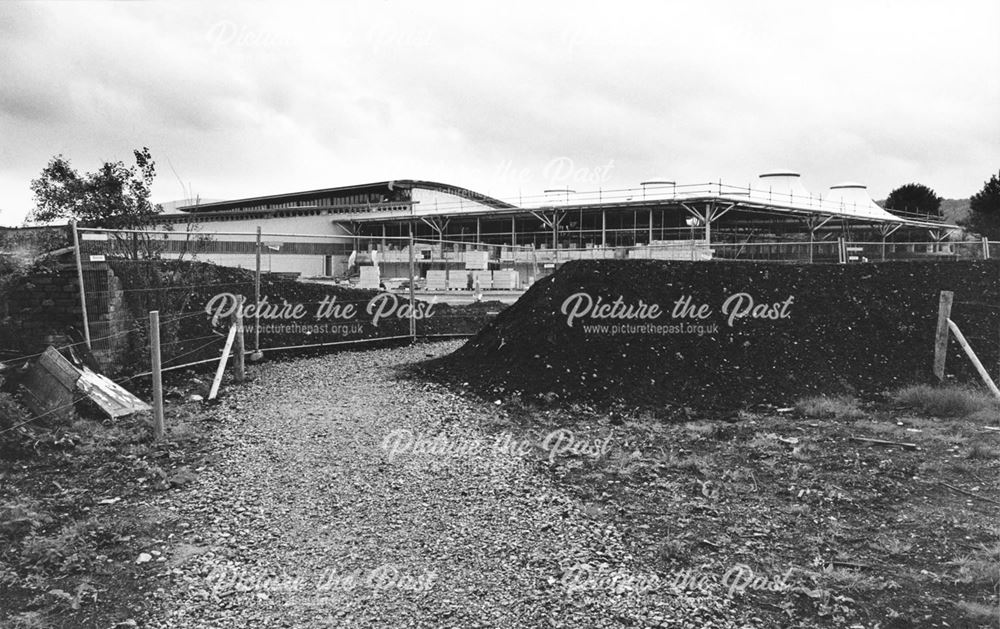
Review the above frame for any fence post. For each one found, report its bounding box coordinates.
[149,310,164,440]
[983,237,990,259]
[408,224,416,342]
[233,296,245,383]
[71,221,92,350]
[837,237,846,264]
[933,291,953,381]
[254,226,262,355]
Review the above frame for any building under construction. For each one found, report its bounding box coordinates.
[149,171,962,284]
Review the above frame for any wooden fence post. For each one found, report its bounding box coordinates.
[149,311,164,439]
[933,291,954,381]
[254,226,262,356]
[408,224,416,342]
[72,221,92,350]
[233,296,245,383]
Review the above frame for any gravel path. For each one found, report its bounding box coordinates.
[142,342,739,628]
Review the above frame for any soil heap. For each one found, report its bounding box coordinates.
[434,259,1000,410]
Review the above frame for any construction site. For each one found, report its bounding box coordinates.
[144,171,979,294]
[2,175,999,629]
[3,0,999,625]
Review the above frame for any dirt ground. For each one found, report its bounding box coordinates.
[1,340,998,628]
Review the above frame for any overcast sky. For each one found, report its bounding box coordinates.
[1,1,998,225]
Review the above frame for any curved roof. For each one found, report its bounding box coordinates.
[177,179,515,213]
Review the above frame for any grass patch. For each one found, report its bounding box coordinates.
[950,542,1000,588]
[873,535,913,556]
[653,537,692,566]
[956,601,1000,627]
[892,384,1000,418]
[816,567,899,594]
[796,395,865,420]
[967,442,1000,460]
[656,451,715,476]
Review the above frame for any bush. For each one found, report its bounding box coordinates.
[892,384,999,418]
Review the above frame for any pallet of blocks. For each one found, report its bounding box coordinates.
[447,270,469,290]
[493,269,519,290]
[464,251,489,270]
[472,270,493,290]
[425,270,448,291]
[358,265,381,289]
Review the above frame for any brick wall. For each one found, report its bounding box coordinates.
[0,258,128,372]
[1,260,83,355]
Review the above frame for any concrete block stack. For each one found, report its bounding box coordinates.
[425,270,448,291]
[358,265,381,289]
[447,271,469,290]
[492,269,519,290]
[472,271,493,290]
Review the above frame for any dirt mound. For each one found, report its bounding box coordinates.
[432,259,1000,410]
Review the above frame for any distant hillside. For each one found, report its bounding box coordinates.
[878,198,970,224]
[939,198,970,225]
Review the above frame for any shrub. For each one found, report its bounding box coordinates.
[0,391,29,432]
[0,497,52,540]
[892,384,999,418]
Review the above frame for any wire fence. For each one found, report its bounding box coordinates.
[72,227,511,379]
[66,226,997,377]
[1,224,996,435]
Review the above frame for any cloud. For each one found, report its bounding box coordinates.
[1,0,998,226]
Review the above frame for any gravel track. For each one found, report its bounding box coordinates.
[142,342,738,628]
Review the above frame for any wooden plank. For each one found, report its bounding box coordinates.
[849,436,918,450]
[76,367,151,419]
[21,347,81,421]
[933,291,953,381]
[38,347,82,391]
[947,318,1000,400]
[208,325,238,400]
